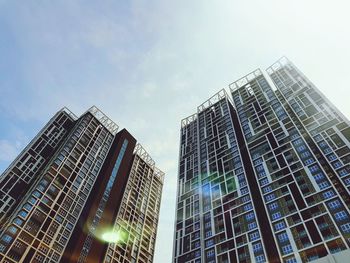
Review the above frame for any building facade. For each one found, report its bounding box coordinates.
[0,106,164,263]
[173,58,350,263]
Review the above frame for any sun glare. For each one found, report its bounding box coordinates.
[101,231,121,243]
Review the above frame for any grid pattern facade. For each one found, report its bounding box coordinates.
[0,106,163,263]
[103,145,164,263]
[174,91,266,263]
[174,58,350,263]
[77,139,129,263]
[0,112,114,262]
[0,109,76,228]
[268,59,350,197]
[231,68,350,262]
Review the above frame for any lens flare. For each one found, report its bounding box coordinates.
[101,231,121,243]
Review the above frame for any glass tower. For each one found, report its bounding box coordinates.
[173,58,350,263]
[0,106,164,263]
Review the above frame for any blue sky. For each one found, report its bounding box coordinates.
[1,0,350,262]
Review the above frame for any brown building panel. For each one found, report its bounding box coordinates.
[62,129,137,262]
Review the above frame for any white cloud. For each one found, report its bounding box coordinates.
[1,1,350,262]
[0,140,20,162]
[141,82,158,98]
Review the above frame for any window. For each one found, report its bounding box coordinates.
[309,165,320,173]
[300,151,311,158]
[285,258,297,263]
[1,234,12,243]
[314,135,322,141]
[67,223,73,230]
[205,231,212,238]
[272,212,282,221]
[254,158,263,165]
[290,133,299,140]
[33,191,42,198]
[55,215,63,223]
[319,141,327,147]
[253,242,262,252]
[250,231,260,241]
[333,161,343,169]
[314,173,324,181]
[246,212,255,221]
[258,170,266,178]
[23,203,33,211]
[269,202,278,211]
[244,204,252,211]
[256,254,265,263]
[327,154,337,161]
[304,158,315,165]
[323,190,335,199]
[241,187,249,194]
[278,232,289,242]
[263,186,272,193]
[319,181,330,189]
[260,178,269,186]
[37,185,46,192]
[42,196,50,205]
[256,165,265,172]
[274,221,286,231]
[8,226,17,235]
[13,218,23,226]
[266,193,276,202]
[205,239,214,247]
[0,244,6,253]
[206,249,215,258]
[324,147,332,154]
[344,178,350,185]
[40,179,49,189]
[242,195,250,202]
[28,197,37,205]
[34,254,44,261]
[341,223,350,233]
[296,145,306,152]
[19,210,28,219]
[327,200,341,210]
[248,222,257,230]
[335,211,348,221]
[339,168,349,177]
[282,244,293,255]
[252,152,261,160]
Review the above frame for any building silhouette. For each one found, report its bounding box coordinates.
[173,58,350,263]
[0,106,164,263]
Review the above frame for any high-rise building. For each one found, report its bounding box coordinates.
[173,58,350,263]
[0,106,164,263]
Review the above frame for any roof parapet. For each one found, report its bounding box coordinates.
[88,106,119,135]
[153,167,165,183]
[134,144,165,183]
[134,143,156,169]
[197,89,228,113]
[181,113,197,128]
[266,56,291,75]
[60,107,78,120]
[229,69,262,93]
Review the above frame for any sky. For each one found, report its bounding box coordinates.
[1,0,350,262]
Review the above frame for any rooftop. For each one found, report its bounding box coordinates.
[87,106,119,135]
[229,69,263,93]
